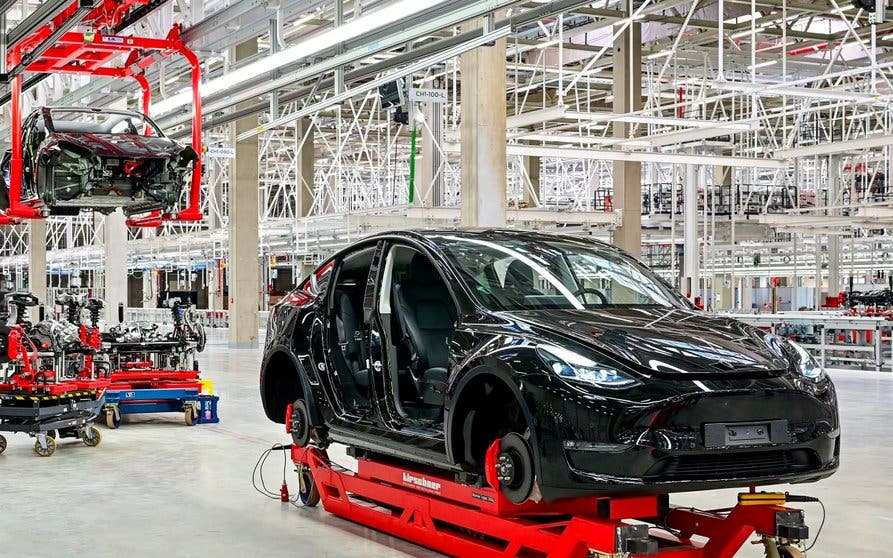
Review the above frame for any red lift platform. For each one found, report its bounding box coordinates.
[0,0,203,227]
[290,441,814,558]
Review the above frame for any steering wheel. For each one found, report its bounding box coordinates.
[573,288,607,306]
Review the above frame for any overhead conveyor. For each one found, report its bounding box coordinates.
[0,0,203,227]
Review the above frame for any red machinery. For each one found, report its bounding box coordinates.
[0,0,203,227]
[290,438,815,558]
[0,293,107,456]
[100,298,216,428]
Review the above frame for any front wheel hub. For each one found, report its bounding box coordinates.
[496,452,518,485]
[291,411,305,439]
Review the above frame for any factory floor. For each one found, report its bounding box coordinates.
[2,330,890,558]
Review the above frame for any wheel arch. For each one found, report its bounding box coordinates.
[261,346,322,426]
[445,364,540,476]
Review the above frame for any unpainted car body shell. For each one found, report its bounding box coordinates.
[1,106,197,215]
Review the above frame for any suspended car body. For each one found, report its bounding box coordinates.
[1,106,197,216]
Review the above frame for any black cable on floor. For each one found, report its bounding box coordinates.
[803,498,826,552]
[251,443,290,500]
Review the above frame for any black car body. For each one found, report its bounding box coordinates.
[260,229,839,502]
[1,106,197,216]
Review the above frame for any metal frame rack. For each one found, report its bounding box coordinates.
[729,312,893,372]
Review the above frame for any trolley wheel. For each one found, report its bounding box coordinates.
[290,399,311,448]
[184,404,198,426]
[105,409,121,429]
[82,426,102,447]
[495,432,535,504]
[0,434,6,455]
[297,465,320,507]
[34,436,56,457]
[777,546,806,558]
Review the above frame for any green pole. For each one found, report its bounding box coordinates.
[408,126,418,203]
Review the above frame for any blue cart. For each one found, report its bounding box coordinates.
[102,388,219,428]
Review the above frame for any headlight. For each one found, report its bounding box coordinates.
[788,340,826,381]
[537,344,637,388]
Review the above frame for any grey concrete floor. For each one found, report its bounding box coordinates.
[0,330,890,557]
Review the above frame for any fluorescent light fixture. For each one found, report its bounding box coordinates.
[612,115,754,130]
[645,50,673,60]
[536,38,561,49]
[506,105,568,128]
[292,12,318,27]
[730,26,766,39]
[747,60,778,70]
[715,80,881,102]
[516,133,650,148]
[151,0,452,116]
[727,14,756,24]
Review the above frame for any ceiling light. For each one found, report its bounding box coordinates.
[506,105,568,128]
[645,50,673,60]
[747,60,778,70]
[536,38,561,49]
[292,12,318,27]
[151,0,454,116]
[730,26,766,39]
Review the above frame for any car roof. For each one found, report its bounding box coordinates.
[363,228,625,254]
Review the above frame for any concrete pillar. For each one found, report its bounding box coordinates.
[717,274,733,310]
[523,156,540,207]
[208,265,221,311]
[827,156,840,296]
[228,39,260,347]
[103,209,127,324]
[28,220,47,302]
[611,11,642,256]
[741,276,753,310]
[684,164,699,301]
[460,19,507,227]
[296,117,315,218]
[418,101,443,206]
[815,238,824,309]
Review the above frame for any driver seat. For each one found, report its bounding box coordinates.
[392,253,455,406]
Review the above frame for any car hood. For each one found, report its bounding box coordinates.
[508,307,792,377]
[47,132,186,158]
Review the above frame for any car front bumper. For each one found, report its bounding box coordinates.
[522,374,840,500]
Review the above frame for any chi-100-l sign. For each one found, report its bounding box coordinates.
[409,88,448,103]
[204,147,236,159]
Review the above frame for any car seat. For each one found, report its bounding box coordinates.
[392,253,455,406]
[334,291,369,396]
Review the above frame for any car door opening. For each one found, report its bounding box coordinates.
[329,247,376,413]
[380,245,456,424]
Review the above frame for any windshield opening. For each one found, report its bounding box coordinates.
[46,109,163,137]
[431,234,683,311]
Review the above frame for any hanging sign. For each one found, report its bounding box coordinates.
[409,88,448,103]
[205,146,236,158]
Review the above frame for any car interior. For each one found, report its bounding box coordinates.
[328,246,375,413]
[445,240,609,309]
[381,244,457,424]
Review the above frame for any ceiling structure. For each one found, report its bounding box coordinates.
[0,0,891,293]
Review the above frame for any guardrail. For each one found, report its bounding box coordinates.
[124,308,269,329]
[727,311,893,372]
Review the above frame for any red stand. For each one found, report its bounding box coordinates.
[291,443,812,558]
